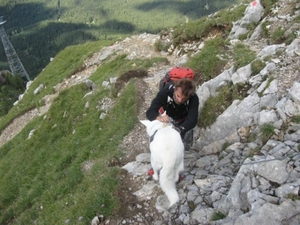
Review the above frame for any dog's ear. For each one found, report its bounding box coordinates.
[140,120,151,127]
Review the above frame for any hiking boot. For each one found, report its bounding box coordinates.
[148,168,183,182]
[148,168,154,176]
[178,174,184,182]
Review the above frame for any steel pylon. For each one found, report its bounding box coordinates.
[0,16,30,81]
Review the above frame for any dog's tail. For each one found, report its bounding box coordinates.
[159,163,179,207]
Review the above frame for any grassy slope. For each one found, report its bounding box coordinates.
[0,37,169,223]
[0,82,137,224]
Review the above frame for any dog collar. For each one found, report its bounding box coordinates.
[149,130,158,143]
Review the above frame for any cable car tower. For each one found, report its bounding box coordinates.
[0,16,30,81]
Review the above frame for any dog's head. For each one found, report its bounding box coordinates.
[140,120,151,127]
[140,120,168,136]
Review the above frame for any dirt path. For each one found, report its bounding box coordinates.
[0,34,179,149]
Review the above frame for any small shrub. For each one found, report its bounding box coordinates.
[246,146,261,158]
[198,82,250,128]
[233,43,256,70]
[291,115,300,123]
[270,27,285,44]
[239,22,259,40]
[154,40,171,52]
[211,211,226,221]
[260,123,275,143]
[199,95,221,128]
[260,0,280,16]
[261,21,270,38]
[212,4,247,25]
[284,32,297,45]
[185,37,227,82]
[187,201,196,211]
[248,132,258,142]
[266,76,275,88]
[172,4,246,47]
[222,142,231,151]
[251,59,266,75]
[238,33,248,40]
[286,193,300,201]
[201,85,232,127]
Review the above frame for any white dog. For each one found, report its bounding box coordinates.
[140,119,184,208]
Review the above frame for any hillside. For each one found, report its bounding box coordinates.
[1,0,300,224]
[0,0,240,79]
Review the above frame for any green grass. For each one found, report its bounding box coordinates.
[0,39,113,132]
[246,146,261,158]
[0,39,167,224]
[198,82,250,128]
[260,0,279,16]
[185,37,228,82]
[270,27,285,44]
[251,59,266,76]
[0,78,139,224]
[291,115,300,123]
[171,3,247,47]
[259,123,275,143]
[286,193,300,201]
[210,211,226,221]
[0,73,26,116]
[233,43,256,70]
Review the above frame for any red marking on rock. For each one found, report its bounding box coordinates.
[251,0,258,7]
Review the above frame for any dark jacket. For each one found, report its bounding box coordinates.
[146,86,199,132]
